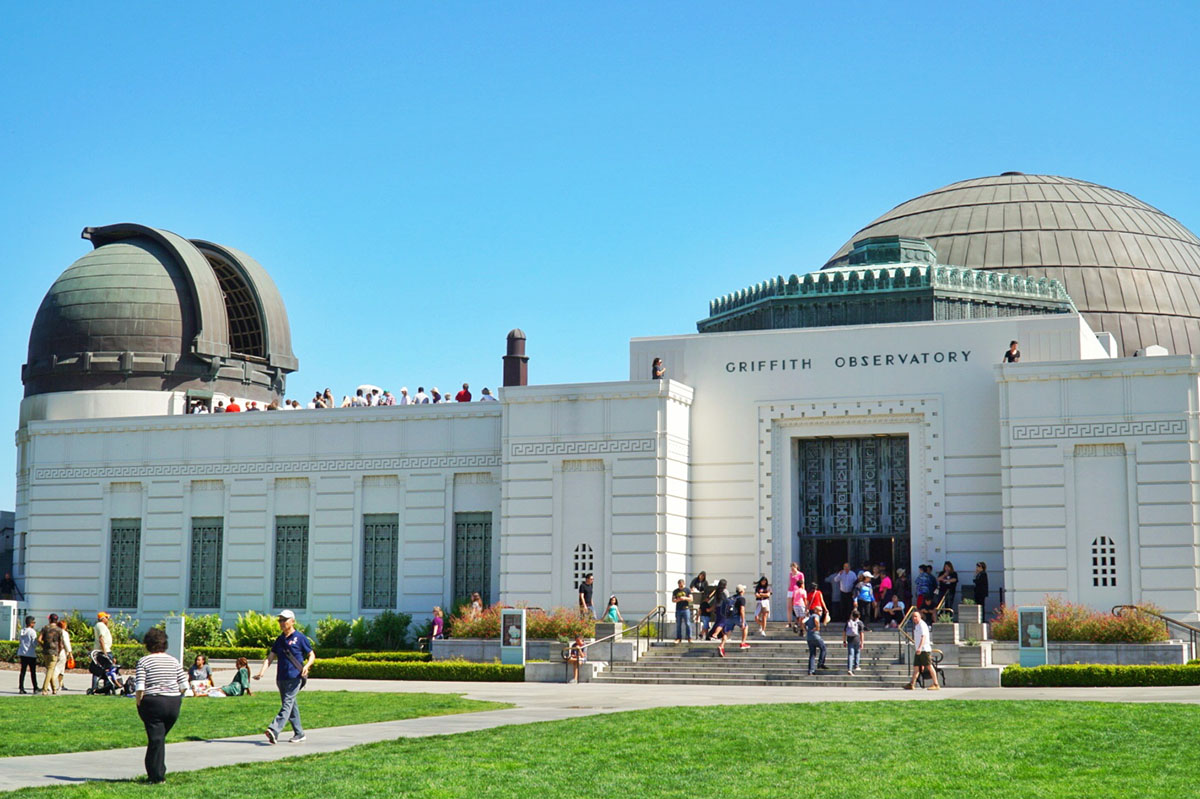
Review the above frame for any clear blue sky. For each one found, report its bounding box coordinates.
[2,2,1198,509]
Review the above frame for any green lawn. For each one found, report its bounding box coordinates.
[3,701,1199,797]
[0,691,507,758]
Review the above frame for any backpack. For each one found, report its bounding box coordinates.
[723,595,737,618]
[845,620,861,639]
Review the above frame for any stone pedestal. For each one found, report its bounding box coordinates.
[957,604,982,624]
[960,621,989,641]
[931,622,959,646]
[957,641,993,668]
[595,622,623,641]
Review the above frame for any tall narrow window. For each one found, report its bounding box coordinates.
[108,519,141,608]
[1091,536,1118,587]
[362,513,399,609]
[274,515,309,608]
[573,543,594,589]
[454,512,492,603]
[189,517,224,608]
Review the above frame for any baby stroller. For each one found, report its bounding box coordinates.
[86,649,122,695]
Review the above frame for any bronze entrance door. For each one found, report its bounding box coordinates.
[795,436,911,596]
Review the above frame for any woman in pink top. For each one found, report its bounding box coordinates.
[786,563,805,630]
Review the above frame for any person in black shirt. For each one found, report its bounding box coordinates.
[936,561,958,612]
[973,562,989,618]
[578,574,595,619]
[716,584,749,656]
[0,572,21,601]
[690,572,710,638]
[651,357,665,380]
[1003,341,1020,363]
[708,579,729,643]
[671,579,692,643]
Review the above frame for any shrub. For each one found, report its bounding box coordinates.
[153,613,225,648]
[449,604,596,640]
[349,616,369,650]
[0,640,17,661]
[316,615,353,649]
[226,611,282,647]
[350,651,431,662]
[0,640,193,669]
[1188,658,1200,666]
[990,598,1169,643]
[1002,664,1200,687]
[367,610,412,650]
[193,645,360,660]
[309,657,522,681]
[64,610,93,644]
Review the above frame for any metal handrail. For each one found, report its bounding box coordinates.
[1112,605,1200,659]
[561,605,668,663]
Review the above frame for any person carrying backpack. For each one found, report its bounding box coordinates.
[843,610,866,675]
[717,584,750,657]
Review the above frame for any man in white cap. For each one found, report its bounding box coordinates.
[254,609,314,744]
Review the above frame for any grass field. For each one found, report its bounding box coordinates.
[3,700,1198,798]
[0,691,507,757]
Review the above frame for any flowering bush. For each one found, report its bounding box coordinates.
[990,597,1168,643]
[448,604,596,639]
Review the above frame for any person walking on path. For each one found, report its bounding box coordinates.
[804,606,828,674]
[843,609,866,675]
[602,595,623,625]
[17,615,38,694]
[55,618,72,692]
[905,610,940,690]
[134,627,188,784]
[38,614,64,695]
[92,611,113,692]
[672,579,693,643]
[753,577,771,637]
[255,609,315,744]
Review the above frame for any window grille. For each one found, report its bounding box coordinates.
[189,517,224,608]
[573,543,594,588]
[1091,536,1118,587]
[108,519,141,608]
[362,514,399,609]
[453,512,492,603]
[274,515,309,609]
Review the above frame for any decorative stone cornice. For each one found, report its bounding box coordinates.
[34,453,502,481]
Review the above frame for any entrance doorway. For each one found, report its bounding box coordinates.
[794,435,911,613]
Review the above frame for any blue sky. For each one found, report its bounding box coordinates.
[2,2,1198,508]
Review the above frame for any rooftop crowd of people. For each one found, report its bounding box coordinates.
[187,382,498,414]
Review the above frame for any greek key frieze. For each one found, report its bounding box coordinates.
[509,438,655,457]
[1011,419,1187,441]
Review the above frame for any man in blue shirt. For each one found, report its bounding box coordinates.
[254,609,314,744]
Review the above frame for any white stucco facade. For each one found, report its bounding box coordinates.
[13,310,1200,625]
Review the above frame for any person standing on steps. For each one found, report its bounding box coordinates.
[672,579,693,643]
[786,563,804,631]
[973,562,989,619]
[578,574,595,619]
[804,605,828,675]
[690,571,710,639]
[753,576,771,637]
[255,609,314,744]
[843,609,866,675]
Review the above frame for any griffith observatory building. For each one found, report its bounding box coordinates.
[13,174,1200,625]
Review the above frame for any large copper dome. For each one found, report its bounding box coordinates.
[824,174,1200,356]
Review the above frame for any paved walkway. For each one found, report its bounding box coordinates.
[2,669,1199,791]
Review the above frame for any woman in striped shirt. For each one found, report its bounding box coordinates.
[135,627,188,784]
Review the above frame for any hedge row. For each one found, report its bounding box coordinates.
[192,646,411,661]
[309,657,522,681]
[350,651,431,662]
[0,641,195,669]
[1002,664,1200,687]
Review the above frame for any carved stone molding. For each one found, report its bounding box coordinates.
[1074,443,1126,458]
[562,459,605,472]
[34,454,502,481]
[1011,419,1186,441]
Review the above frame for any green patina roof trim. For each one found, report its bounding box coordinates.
[705,263,1076,321]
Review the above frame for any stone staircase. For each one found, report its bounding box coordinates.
[595,623,912,688]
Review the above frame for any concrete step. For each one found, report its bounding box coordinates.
[595,674,910,688]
